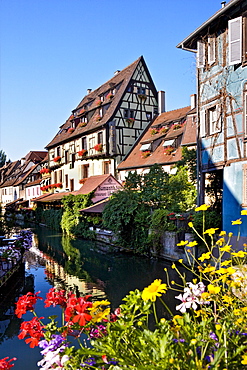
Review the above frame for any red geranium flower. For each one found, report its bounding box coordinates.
[0,357,16,369]
[44,288,67,308]
[15,292,42,318]
[18,317,44,348]
[65,295,92,326]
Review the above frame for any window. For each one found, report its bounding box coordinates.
[65,175,68,189]
[59,170,63,183]
[89,137,95,149]
[70,179,74,192]
[71,154,76,169]
[127,85,133,93]
[82,164,89,178]
[82,137,87,150]
[146,112,152,120]
[200,103,222,137]
[197,37,216,68]
[54,171,57,184]
[103,161,110,174]
[137,87,146,95]
[124,109,134,119]
[65,151,69,164]
[57,147,61,157]
[98,131,103,144]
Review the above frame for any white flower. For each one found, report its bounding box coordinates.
[175,282,207,313]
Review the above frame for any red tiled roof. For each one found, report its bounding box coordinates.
[46,57,143,149]
[80,198,109,213]
[33,191,72,203]
[75,175,114,195]
[25,178,42,187]
[118,106,194,170]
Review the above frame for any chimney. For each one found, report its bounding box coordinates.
[114,70,120,76]
[87,89,92,94]
[158,91,165,114]
[190,94,197,109]
[221,1,226,8]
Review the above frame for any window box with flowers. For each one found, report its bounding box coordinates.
[53,156,61,163]
[79,178,87,185]
[79,108,86,115]
[172,123,183,130]
[78,149,87,157]
[106,92,114,100]
[150,128,159,136]
[68,127,75,134]
[126,118,135,125]
[95,115,102,122]
[40,168,51,175]
[164,146,175,155]
[159,126,169,135]
[78,122,87,128]
[141,151,151,159]
[94,143,103,152]
[138,93,147,100]
[95,100,102,106]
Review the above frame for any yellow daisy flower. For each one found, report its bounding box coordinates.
[241,210,247,215]
[198,252,211,262]
[187,241,198,247]
[231,250,247,258]
[142,279,167,302]
[219,231,226,236]
[195,204,210,212]
[177,240,188,246]
[204,228,219,235]
[220,245,231,253]
[231,218,242,225]
[207,284,221,294]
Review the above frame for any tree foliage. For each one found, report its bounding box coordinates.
[102,190,150,253]
[176,146,197,184]
[61,193,93,236]
[0,150,6,168]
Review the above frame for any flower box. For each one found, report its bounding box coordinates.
[78,149,87,157]
[53,156,61,163]
[78,122,87,128]
[106,93,114,100]
[138,94,147,100]
[94,143,103,152]
[79,108,86,115]
[141,151,151,159]
[150,128,159,136]
[159,126,169,134]
[95,100,102,106]
[164,146,175,155]
[95,115,102,122]
[126,118,135,125]
[40,168,51,174]
[68,128,75,134]
[172,123,183,130]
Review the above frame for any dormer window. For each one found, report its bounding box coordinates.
[140,143,151,151]
[163,139,175,147]
[137,87,146,95]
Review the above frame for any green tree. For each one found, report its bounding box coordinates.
[176,146,197,183]
[102,190,150,254]
[0,150,7,167]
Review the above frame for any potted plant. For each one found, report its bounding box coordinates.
[53,156,61,163]
[94,143,103,152]
[141,150,151,159]
[150,128,159,136]
[126,118,135,125]
[78,149,87,157]
[68,127,75,134]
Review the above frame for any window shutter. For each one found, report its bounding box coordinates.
[200,108,206,137]
[197,41,205,68]
[229,16,242,65]
[243,15,247,63]
[208,37,216,64]
[244,90,247,136]
[215,104,222,133]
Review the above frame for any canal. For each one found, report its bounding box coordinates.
[0,226,187,369]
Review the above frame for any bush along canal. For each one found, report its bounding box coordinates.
[0,225,187,369]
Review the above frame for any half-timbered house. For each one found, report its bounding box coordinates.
[177,0,247,237]
[45,56,158,192]
[118,98,196,181]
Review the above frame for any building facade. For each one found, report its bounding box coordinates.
[177,0,247,236]
[45,56,158,192]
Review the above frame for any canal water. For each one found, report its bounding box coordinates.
[0,226,188,369]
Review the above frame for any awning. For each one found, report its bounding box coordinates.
[80,198,109,213]
[163,139,175,147]
[140,143,151,151]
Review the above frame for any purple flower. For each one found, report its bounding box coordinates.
[39,335,68,355]
[81,358,96,367]
[209,332,218,341]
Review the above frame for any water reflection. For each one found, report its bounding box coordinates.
[0,225,191,369]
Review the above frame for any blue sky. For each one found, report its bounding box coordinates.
[0,0,221,161]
